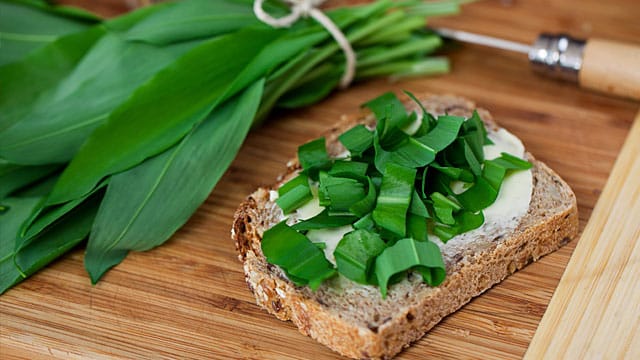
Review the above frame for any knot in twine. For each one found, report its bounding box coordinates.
[253,0,356,88]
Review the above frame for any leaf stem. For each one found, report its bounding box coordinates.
[356,16,426,46]
[256,10,409,123]
[357,36,442,67]
[357,57,450,79]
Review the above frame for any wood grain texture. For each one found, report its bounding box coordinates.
[1,1,639,359]
[525,111,640,359]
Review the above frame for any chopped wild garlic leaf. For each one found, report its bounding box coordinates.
[334,230,386,284]
[338,125,373,157]
[262,221,336,290]
[276,174,313,214]
[372,163,416,237]
[265,92,532,296]
[298,137,330,180]
[374,238,446,298]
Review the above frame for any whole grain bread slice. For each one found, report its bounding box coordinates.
[232,94,579,359]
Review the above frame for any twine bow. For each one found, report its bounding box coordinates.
[253,0,356,88]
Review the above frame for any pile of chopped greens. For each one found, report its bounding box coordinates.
[0,0,468,293]
[262,92,532,297]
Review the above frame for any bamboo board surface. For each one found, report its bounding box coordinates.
[1,1,639,359]
[525,112,640,359]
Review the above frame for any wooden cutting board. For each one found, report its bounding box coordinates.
[1,1,639,359]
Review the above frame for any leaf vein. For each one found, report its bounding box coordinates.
[2,113,108,150]
[102,130,194,254]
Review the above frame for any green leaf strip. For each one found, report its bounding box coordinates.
[262,221,336,290]
[276,174,313,214]
[372,163,416,237]
[291,209,357,231]
[374,238,445,298]
[334,229,386,284]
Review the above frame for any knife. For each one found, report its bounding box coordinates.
[435,28,640,101]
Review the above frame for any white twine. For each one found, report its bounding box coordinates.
[253,0,356,88]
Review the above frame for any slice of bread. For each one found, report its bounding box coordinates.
[232,94,578,359]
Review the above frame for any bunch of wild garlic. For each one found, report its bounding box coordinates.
[0,0,461,292]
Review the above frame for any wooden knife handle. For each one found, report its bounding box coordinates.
[579,38,640,100]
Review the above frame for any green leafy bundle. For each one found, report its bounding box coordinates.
[262,92,532,297]
[0,0,463,294]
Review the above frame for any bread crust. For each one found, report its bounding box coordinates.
[231,95,579,359]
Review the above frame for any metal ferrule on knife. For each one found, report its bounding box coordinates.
[529,34,586,82]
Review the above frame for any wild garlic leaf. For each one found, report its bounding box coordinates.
[276,65,342,108]
[455,153,531,212]
[329,161,369,179]
[384,136,437,169]
[365,92,409,135]
[374,238,445,298]
[407,213,428,242]
[124,0,264,45]
[0,0,98,65]
[431,191,460,225]
[414,115,465,152]
[409,190,429,218]
[291,209,358,231]
[372,163,416,237]
[7,0,100,22]
[46,28,281,206]
[0,3,189,158]
[433,210,484,242]
[276,174,313,214]
[0,33,200,165]
[0,161,59,200]
[0,26,104,133]
[349,177,377,217]
[84,80,263,283]
[357,36,441,68]
[298,138,331,180]
[318,174,366,212]
[456,176,498,212]
[222,27,328,99]
[335,229,386,284]
[373,112,464,171]
[262,221,336,290]
[0,193,100,294]
[16,179,109,252]
[338,125,374,158]
[353,213,375,231]
[430,163,474,182]
[0,4,167,132]
[0,196,43,294]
